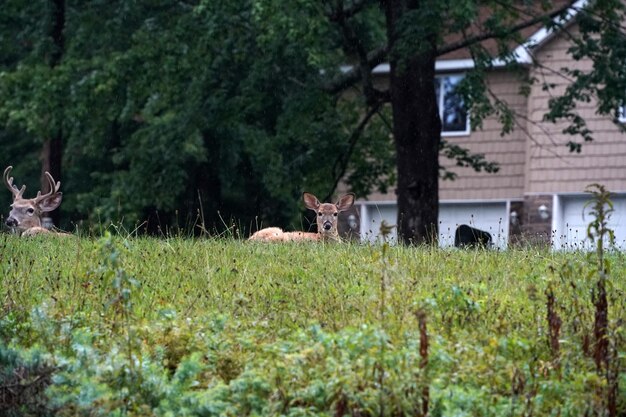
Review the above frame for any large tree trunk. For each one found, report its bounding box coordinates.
[385,0,441,245]
[41,0,65,227]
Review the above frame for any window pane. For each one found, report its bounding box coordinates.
[442,75,468,133]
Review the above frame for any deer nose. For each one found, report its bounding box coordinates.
[323,221,332,231]
[5,217,18,227]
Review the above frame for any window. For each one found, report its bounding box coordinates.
[618,104,626,124]
[436,74,470,136]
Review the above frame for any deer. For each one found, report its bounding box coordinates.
[249,192,355,242]
[3,166,65,236]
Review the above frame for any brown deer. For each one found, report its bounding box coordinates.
[249,192,355,242]
[3,166,65,236]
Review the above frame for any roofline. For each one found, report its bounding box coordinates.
[513,0,588,64]
[362,0,588,73]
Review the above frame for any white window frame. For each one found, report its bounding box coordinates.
[618,105,626,124]
[436,73,471,137]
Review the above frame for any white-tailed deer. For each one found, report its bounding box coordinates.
[249,192,355,242]
[3,166,64,236]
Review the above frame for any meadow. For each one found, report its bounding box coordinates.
[1,232,624,416]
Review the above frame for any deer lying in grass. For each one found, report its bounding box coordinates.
[3,166,65,236]
[249,192,355,242]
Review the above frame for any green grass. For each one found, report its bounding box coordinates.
[2,234,607,333]
[1,233,625,416]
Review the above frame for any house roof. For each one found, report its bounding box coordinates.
[372,0,586,73]
[511,0,587,64]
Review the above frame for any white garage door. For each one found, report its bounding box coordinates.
[360,203,399,244]
[439,202,509,248]
[359,201,509,248]
[554,195,626,250]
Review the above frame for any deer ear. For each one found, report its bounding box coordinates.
[303,192,320,211]
[336,193,355,212]
[38,193,62,212]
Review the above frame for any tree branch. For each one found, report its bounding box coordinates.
[326,0,371,21]
[321,44,389,94]
[334,0,379,104]
[325,102,383,202]
[435,2,577,57]
[464,40,571,161]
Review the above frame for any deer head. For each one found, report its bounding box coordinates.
[303,192,355,241]
[3,166,62,234]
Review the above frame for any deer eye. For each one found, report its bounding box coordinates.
[333,212,338,217]
[318,212,322,217]
[26,208,35,215]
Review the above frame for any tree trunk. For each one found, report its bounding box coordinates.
[198,131,222,230]
[41,0,65,227]
[40,135,63,225]
[384,0,441,245]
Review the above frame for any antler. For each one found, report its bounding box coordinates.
[3,166,26,200]
[34,172,61,203]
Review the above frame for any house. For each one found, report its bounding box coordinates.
[352,0,626,249]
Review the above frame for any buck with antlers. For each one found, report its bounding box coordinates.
[249,192,355,242]
[3,166,65,236]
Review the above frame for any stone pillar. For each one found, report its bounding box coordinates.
[520,195,553,247]
[339,205,361,241]
[508,200,524,246]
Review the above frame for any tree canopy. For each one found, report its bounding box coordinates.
[0,0,624,239]
[0,0,394,233]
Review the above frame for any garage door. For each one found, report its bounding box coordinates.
[439,202,509,248]
[359,201,509,248]
[554,195,626,250]
[359,203,399,244]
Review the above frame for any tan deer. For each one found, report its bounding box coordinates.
[3,166,65,236]
[249,192,355,242]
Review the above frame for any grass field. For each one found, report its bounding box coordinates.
[1,233,625,416]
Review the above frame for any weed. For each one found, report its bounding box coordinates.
[585,184,619,417]
[544,184,623,417]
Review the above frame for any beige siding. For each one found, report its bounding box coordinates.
[367,72,526,201]
[525,25,626,194]
[360,22,626,204]
[364,70,528,202]
[438,70,528,200]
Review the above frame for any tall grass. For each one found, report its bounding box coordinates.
[0,231,624,416]
[2,234,605,335]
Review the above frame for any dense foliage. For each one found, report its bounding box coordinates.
[0,0,395,233]
[1,231,624,416]
[0,1,625,240]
